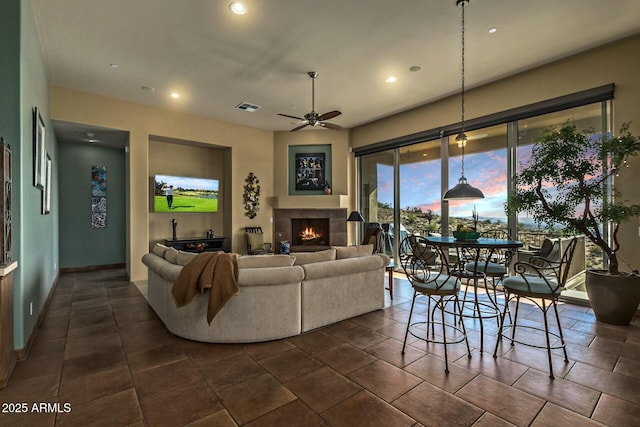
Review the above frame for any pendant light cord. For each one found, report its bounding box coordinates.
[460,0,466,178]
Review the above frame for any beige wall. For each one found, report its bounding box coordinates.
[51,87,273,281]
[273,129,357,242]
[50,34,640,278]
[351,34,640,271]
[273,129,352,197]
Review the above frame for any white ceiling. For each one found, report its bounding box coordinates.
[32,0,640,144]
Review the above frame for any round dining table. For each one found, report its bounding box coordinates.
[425,236,523,352]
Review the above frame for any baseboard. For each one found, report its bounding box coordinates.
[60,263,126,273]
[16,271,60,361]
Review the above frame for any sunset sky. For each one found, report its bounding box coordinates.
[376,148,516,222]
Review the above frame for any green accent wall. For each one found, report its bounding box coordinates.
[58,142,126,268]
[0,0,59,349]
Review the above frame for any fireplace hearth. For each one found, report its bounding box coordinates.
[274,208,347,252]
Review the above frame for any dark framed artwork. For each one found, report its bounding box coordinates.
[288,144,332,195]
[33,107,46,189]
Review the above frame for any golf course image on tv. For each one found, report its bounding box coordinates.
[154,174,219,213]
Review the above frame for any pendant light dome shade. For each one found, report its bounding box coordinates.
[444,0,484,201]
[443,176,484,200]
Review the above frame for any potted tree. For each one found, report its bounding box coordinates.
[508,122,640,325]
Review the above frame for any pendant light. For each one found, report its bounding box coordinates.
[443,0,484,201]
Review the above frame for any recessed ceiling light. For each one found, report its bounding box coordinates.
[229,2,247,14]
[409,65,423,72]
[169,92,180,99]
[489,27,497,34]
[385,76,398,83]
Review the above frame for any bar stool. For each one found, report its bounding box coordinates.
[400,235,471,373]
[493,238,578,379]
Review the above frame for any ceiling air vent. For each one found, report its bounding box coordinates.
[236,102,261,112]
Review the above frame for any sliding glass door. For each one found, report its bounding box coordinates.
[515,102,611,297]
[357,97,611,301]
[359,149,397,256]
[447,124,508,234]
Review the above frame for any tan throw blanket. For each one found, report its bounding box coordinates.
[172,252,239,324]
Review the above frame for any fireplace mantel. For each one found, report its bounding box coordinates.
[272,195,349,209]
[273,208,347,252]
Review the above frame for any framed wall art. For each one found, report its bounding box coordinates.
[42,153,52,215]
[288,144,332,195]
[91,165,107,228]
[33,107,46,189]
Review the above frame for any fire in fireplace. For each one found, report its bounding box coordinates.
[300,227,322,243]
[291,218,329,246]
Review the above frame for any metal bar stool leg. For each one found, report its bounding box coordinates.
[439,296,449,374]
[401,290,417,354]
[541,299,555,379]
[457,296,472,359]
[510,295,521,345]
[552,298,569,363]
[493,293,511,359]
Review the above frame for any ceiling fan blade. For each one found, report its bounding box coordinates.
[278,113,305,121]
[318,110,342,121]
[319,122,344,131]
[290,123,310,132]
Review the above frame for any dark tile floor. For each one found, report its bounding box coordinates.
[1,267,639,426]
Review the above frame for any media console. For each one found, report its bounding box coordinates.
[164,237,225,253]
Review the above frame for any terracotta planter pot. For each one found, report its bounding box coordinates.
[585,269,640,325]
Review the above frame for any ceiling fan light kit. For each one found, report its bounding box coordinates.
[278,72,344,131]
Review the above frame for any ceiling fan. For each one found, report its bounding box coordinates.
[278,71,343,131]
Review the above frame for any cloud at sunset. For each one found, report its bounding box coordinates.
[375,149,511,221]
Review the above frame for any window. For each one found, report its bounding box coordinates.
[356,86,613,302]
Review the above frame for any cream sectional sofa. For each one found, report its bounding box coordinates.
[141,244,390,343]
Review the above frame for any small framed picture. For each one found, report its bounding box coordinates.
[33,107,46,189]
[42,153,52,214]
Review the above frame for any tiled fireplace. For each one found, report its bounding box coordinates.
[273,208,347,252]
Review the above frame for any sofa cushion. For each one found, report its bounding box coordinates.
[334,244,374,259]
[302,255,384,280]
[238,265,305,287]
[152,243,169,257]
[164,247,179,264]
[291,248,336,265]
[538,238,555,257]
[247,233,264,251]
[177,250,199,266]
[237,255,296,268]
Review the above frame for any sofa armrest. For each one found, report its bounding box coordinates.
[302,255,385,280]
[375,253,391,267]
[142,252,164,270]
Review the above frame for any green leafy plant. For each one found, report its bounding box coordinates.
[508,123,640,274]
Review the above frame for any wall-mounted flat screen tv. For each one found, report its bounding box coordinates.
[153,174,219,213]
